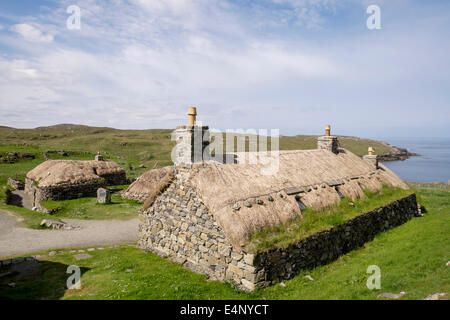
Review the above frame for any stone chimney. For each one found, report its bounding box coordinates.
[173,107,210,167]
[363,147,379,169]
[317,125,339,154]
[95,151,104,161]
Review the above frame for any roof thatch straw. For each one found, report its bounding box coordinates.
[187,149,408,248]
[142,169,174,210]
[26,160,125,187]
[122,166,173,202]
[338,180,365,201]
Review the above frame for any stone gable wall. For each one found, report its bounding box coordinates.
[138,170,256,289]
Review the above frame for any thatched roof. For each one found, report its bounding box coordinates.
[122,166,173,202]
[27,160,125,187]
[189,149,408,247]
[138,149,408,248]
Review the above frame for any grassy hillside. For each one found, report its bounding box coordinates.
[0,124,401,227]
[0,185,448,300]
[0,124,393,164]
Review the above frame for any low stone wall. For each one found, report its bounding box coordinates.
[100,173,127,186]
[24,172,126,204]
[25,178,107,209]
[4,189,12,205]
[37,182,106,202]
[7,178,24,190]
[139,175,418,291]
[248,193,419,288]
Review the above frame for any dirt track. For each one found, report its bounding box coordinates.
[0,210,138,258]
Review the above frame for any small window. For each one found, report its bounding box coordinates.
[295,195,307,210]
[335,187,345,199]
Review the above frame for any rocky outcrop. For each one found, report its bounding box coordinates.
[375,142,420,162]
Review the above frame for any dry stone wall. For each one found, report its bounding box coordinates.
[138,170,256,289]
[247,193,419,288]
[99,172,127,186]
[24,171,126,206]
[7,178,24,190]
[25,178,106,203]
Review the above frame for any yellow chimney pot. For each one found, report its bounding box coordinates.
[188,107,197,126]
[325,125,331,137]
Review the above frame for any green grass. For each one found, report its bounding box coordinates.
[247,186,415,252]
[0,185,448,300]
[40,193,141,221]
[0,148,141,228]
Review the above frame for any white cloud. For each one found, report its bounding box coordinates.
[10,23,54,43]
[0,0,449,137]
[270,0,340,28]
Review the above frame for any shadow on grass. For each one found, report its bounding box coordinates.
[0,258,90,300]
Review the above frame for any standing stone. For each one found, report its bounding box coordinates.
[97,188,111,204]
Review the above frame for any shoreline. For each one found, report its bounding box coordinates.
[375,140,421,162]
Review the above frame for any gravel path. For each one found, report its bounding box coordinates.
[0,210,139,258]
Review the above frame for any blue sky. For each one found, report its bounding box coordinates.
[0,0,449,138]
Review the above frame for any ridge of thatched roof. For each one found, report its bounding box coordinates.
[26,160,125,187]
[122,166,173,202]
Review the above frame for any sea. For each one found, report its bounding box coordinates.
[380,137,450,183]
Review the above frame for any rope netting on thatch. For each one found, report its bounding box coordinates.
[187,149,409,248]
[26,160,125,187]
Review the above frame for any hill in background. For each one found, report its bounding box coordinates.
[0,124,397,169]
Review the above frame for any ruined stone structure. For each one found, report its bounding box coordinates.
[137,108,417,290]
[25,156,126,210]
[7,178,24,190]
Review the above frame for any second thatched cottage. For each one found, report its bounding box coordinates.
[25,156,126,210]
[129,108,418,290]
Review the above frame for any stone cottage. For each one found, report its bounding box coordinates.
[25,156,126,208]
[136,108,418,290]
